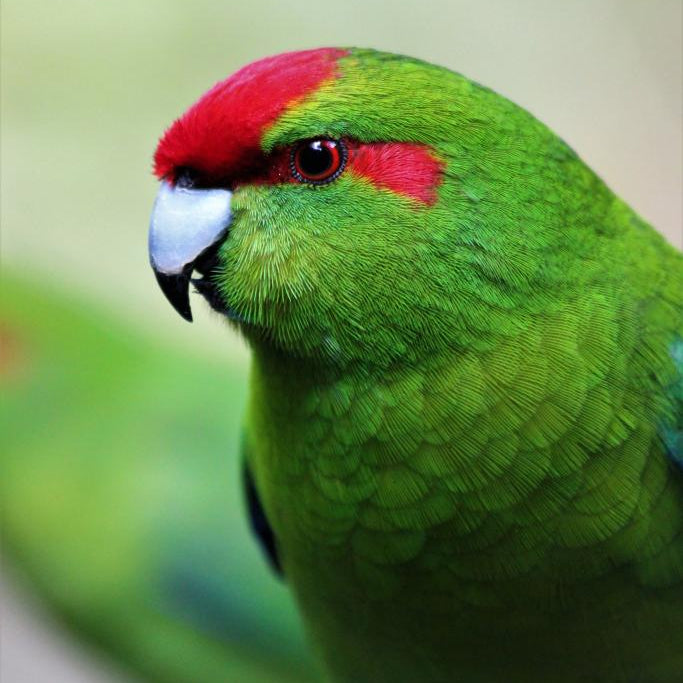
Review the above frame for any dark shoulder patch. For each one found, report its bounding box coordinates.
[243,462,283,577]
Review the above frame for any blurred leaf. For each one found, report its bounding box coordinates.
[1,270,320,683]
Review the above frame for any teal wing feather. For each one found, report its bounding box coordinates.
[663,337,683,470]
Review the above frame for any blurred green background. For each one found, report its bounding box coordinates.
[1,0,681,681]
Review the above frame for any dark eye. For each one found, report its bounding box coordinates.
[291,139,346,185]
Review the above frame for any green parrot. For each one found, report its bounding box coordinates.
[0,272,320,683]
[148,48,683,682]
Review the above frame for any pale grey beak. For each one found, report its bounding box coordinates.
[148,181,232,321]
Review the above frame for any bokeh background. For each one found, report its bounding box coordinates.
[2,0,681,681]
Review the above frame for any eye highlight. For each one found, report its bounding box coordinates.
[291,139,347,185]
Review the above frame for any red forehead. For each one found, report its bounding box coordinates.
[153,48,347,182]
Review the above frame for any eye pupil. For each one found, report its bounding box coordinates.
[300,142,332,176]
[292,139,346,184]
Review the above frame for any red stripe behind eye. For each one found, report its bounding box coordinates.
[239,140,445,204]
[347,142,444,205]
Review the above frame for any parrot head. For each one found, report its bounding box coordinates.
[150,48,590,365]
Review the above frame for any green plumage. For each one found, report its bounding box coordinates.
[208,50,683,682]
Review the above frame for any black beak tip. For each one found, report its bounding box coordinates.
[153,268,193,322]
